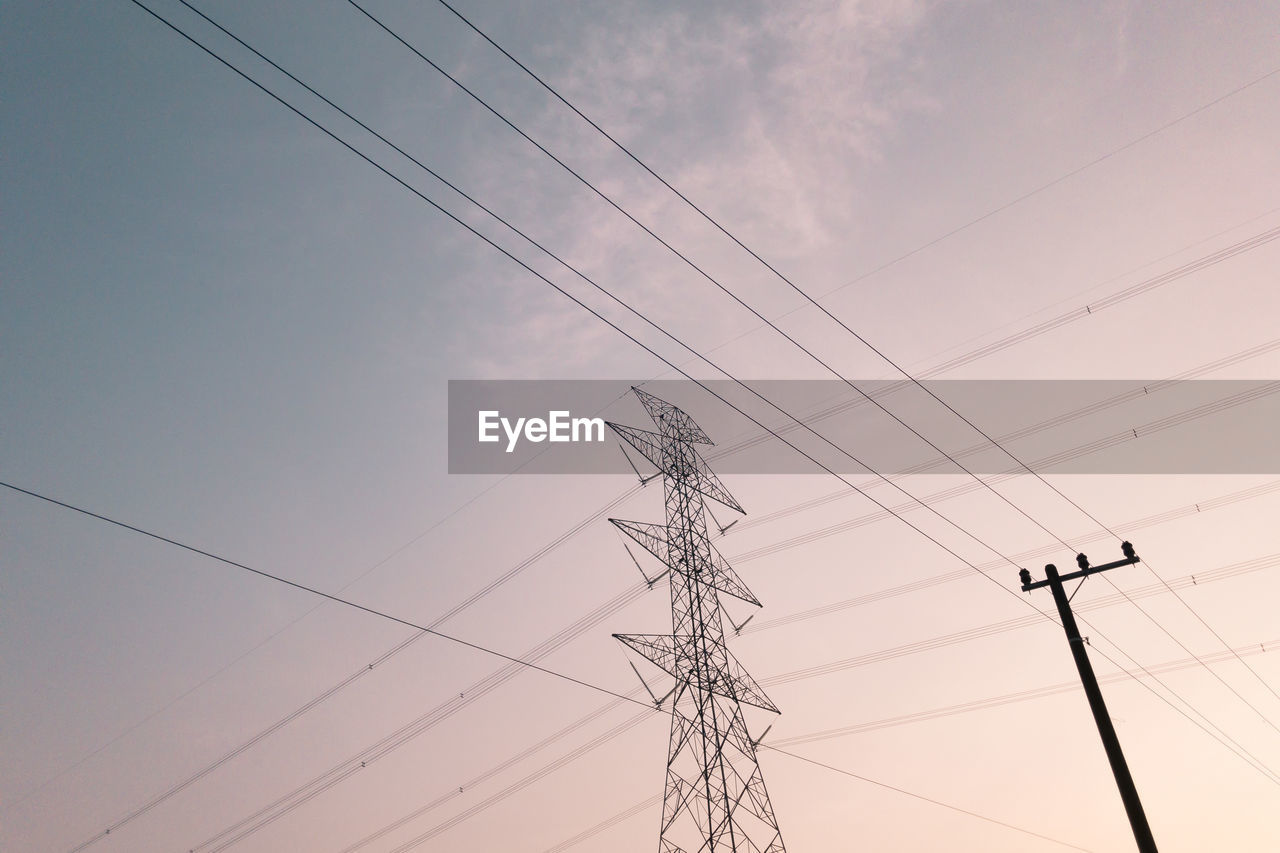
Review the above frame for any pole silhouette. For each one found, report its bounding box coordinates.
[1021,545,1159,853]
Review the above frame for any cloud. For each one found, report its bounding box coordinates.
[427,0,944,376]
[550,0,939,250]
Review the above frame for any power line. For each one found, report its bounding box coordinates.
[53,483,642,851]
[4,474,1117,853]
[2,4,1269,845]
[148,0,1058,610]
[538,794,661,853]
[705,364,1280,723]
[349,694,1095,853]
[0,482,653,843]
[893,208,1279,375]
[922,233,1280,377]
[426,0,1280,312]
[24,468,1276,851]
[0,485,635,712]
[333,693,643,852]
[3,426,616,810]
[46,470,1279,849]
[355,633,1278,853]
[717,379,1280,555]
[71,9,1274,847]
[762,743,1097,852]
[55,276,1274,844]
[420,0,1276,538]
[731,474,1280,568]
[424,547,1280,802]
[725,337,1280,535]
[376,717,1097,853]
[772,640,1280,748]
[27,264,1274,820]
[400,0,1280,721]
[710,333,1280,472]
[40,342,1272,836]
[343,0,1280,725]
[342,0,1093,557]
[729,375,1280,733]
[133,502,1280,846]
[321,634,1280,853]
[746,546,1280,636]
[17,468,1275,853]
[185,0,1280,744]
[526,266,1280,853]
[121,0,1036,639]
[198,318,1276,840]
[416,0,1276,541]
[756,557,1280,680]
[383,711,654,853]
[123,0,1280,794]
[653,208,1278,394]
[184,584,650,853]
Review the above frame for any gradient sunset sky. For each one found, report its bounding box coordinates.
[3,1,1279,851]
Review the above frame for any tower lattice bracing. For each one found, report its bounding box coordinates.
[608,388,786,853]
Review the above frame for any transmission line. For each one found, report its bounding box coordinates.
[342,0,1280,717]
[758,562,1280,698]
[924,233,1280,377]
[425,0,1280,311]
[182,0,1280,738]
[49,15,1264,817]
[43,335,1273,831]
[310,633,1280,853]
[124,0,1280,795]
[773,639,1280,748]
[2,481,644,711]
[386,635,1276,853]
[147,0,1073,611]
[5,8,1269,850]
[709,335,1280,474]
[46,469,1279,849]
[347,574,1280,853]
[763,743,1096,852]
[332,693,644,852]
[184,585,650,853]
[4,420,626,810]
[341,0,1098,556]
[70,9,1277,849]
[4,474,1109,852]
[20,468,1277,852]
[30,288,1279,827]
[746,548,1280,636]
[416,0,1279,553]
[17,464,1276,853]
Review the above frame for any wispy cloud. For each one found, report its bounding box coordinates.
[439,1,943,373]
[553,0,939,247]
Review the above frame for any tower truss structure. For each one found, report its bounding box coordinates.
[608,388,786,853]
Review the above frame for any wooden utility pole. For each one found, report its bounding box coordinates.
[1020,543,1159,853]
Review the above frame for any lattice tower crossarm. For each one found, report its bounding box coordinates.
[608,388,787,853]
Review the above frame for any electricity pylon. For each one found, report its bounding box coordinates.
[608,387,786,853]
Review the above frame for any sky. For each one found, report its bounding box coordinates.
[2,0,1279,851]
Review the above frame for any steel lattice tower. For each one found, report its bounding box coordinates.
[608,388,786,853]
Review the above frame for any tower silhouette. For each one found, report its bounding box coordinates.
[609,388,786,853]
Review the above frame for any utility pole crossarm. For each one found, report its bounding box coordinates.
[1020,541,1140,591]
